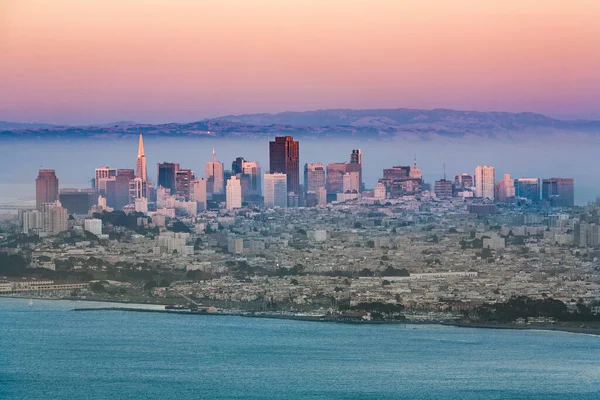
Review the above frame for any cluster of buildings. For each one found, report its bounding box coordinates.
[22,135,576,239]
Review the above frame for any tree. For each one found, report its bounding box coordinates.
[144,280,158,291]
[89,282,105,293]
[158,279,170,287]
[290,279,299,285]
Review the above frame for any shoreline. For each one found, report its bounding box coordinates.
[3,296,599,336]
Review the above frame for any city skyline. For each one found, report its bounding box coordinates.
[1,1,599,124]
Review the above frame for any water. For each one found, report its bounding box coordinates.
[1,298,599,399]
[0,135,599,205]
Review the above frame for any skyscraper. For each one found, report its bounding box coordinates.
[475,165,495,200]
[36,169,59,210]
[205,149,224,196]
[495,174,515,202]
[242,161,261,197]
[136,134,148,182]
[514,178,540,203]
[454,173,474,188]
[115,169,135,210]
[350,149,363,190]
[40,200,68,235]
[434,180,453,198]
[542,178,574,207]
[232,157,245,175]
[304,163,326,193]
[157,162,179,194]
[342,172,360,193]
[326,163,347,194]
[191,178,207,211]
[175,169,194,200]
[269,136,299,194]
[264,173,288,207]
[226,176,242,211]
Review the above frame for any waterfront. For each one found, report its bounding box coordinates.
[1,298,600,400]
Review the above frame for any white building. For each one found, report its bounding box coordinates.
[226,176,242,211]
[475,165,495,200]
[316,186,327,206]
[374,182,387,200]
[242,161,262,197]
[134,197,148,213]
[22,210,42,234]
[84,219,103,236]
[264,173,288,207]
[40,201,68,235]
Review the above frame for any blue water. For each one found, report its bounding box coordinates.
[1,298,600,399]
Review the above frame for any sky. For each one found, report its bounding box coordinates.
[1,0,599,125]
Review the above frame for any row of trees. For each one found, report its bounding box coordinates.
[474,296,599,322]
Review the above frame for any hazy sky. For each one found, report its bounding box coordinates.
[1,0,599,124]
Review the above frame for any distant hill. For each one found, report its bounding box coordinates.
[0,121,56,130]
[1,108,599,140]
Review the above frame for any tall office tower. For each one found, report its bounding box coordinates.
[22,209,42,235]
[542,178,575,207]
[36,169,59,210]
[514,178,540,203]
[434,180,453,198]
[190,178,207,211]
[350,149,363,190]
[242,161,262,197]
[95,166,117,182]
[226,176,242,211]
[304,163,326,192]
[59,189,95,215]
[342,172,360,193]
[264,173,288,207]
[157,162,179,194]
[115,169,135,210]
[136,134,148,181]
[232,157,245,175]
[175,169,194,200]
[475,165,495,200]
[129,178,147,203]
[326,163,347,194]
[269,136,299,194]
[40,201,68,235]
[205,149,224,196]
[494,174,515,202]
[454,173,474,188]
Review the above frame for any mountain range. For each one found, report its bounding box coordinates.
[1,108,599,140]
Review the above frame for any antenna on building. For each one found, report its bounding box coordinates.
[443,161,446,181]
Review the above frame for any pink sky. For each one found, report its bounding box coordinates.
[1,0,599,124]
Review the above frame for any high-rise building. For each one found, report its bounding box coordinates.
[242,161,262,198]
[542,178,574,207]
[36,170,59,210]
[115,169,135,210]
[454,173,474,188]
[326,163,347,194]
[205,149,224,196]
[226,176,242,211]
[514,178,540,203]
[95,166,117,182]
[342,172,360,193]
[59,189,95,215]
[264,173,288,207]
[191,178,207,211]
[232,157,245,175]
[129,178,147,202]
[304,163,326,193]
[175,169,194,200]
[495,174,515,202]
[475,165,495,200]
[40,201,68,235]
[350,149,363,189]
[136,134,148,181]
[269,136,299,194]
[157,162,179,194]
[434,180,453,198]
[22,210,42,235]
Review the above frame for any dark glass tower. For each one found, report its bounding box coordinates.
[542,178,574,207]
[157,162,179,194]
[269,136,299,194]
